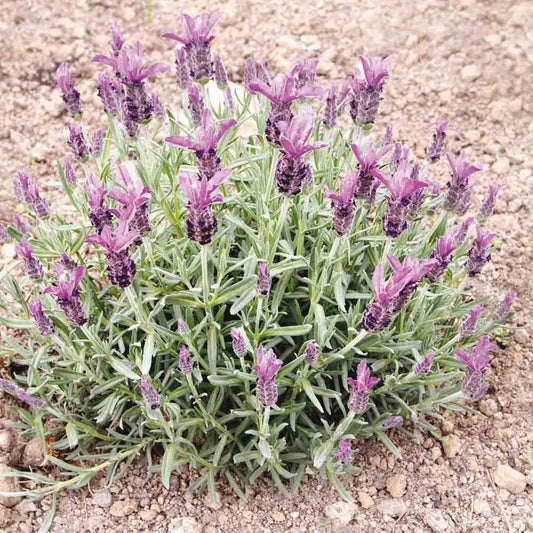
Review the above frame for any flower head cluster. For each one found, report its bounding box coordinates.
[56,63,81,118]
[347,360,380,413]
[351,142,392,204]
[495,290,514,321]
[84,174,113,234]
[289,59,319,90]
[253,346,283,407]
[44,265,87,325]
[445,152,482,215]
[28,299,55,336]
[275,112,326,195]
[304,342,320,365]
[467,225,494,276]
[230,328,247,357]
[451,216,474,245]
[426,235,457,282]
[179,345,194,374]
[478,185,500,220]
[256,261,272,296]
[426,119,448,163]
[140,376,160,409]
[0,379,45,409]
[460,304,484,336]
[333,438,353,464]
[166,109,236,180]
[455,336,496,400]
[325,174,358,236]
[414,350,435,376]
[244,58,271,93]
[349,55,393,125]
[16,238,43,279]
[179,169,231,245]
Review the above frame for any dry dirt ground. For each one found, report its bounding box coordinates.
[1,0,533,532]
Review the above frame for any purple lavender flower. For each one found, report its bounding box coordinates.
[0,379,45,409]
[390,142,405,172]
[110,22,125,58]
[467,225,494,276]
[426,119,448,163]
[63,157,77,186]
[289,59,319,90]
[179,169,231,245]
[174,48,190,88]
[275,112,327,195]
[108,165,152,236]
[451,216,474,245]
[16,239,43,279]
[186,83,205,126]
[445,152,482,215]
[304,342,320,365]
[162,12,222,81]
[179,344,194,374]
[478,185,500,220]
[350,142,392,204]
[256,60,271,87]
[12,214,28,235]
[382,124,393,147]
[56,63,81,118]
[91,129,105,156]
[140,376,160,409]
[347,360,380,413]
[335,77,351,116]
[44,265,87,325]
[362,263,411,332]
[406,162,427,217]
[256,261,272,296]
[248,74,324,146]
[495,290,514,321]
[13,171,32,203]
[59,253,77,270]
[253,345,283,407]
[460,304,484,336]
[67,124,91,161]
[333,438,352,464]
[166,109,236,180]
[374,160,428,237]
[426,235,457,282]
[325,174,358,236]
[455,336,496,400]
[388,255,436,311]
[116,43,169,126]
[86,212,140,288]
[83,174,113,234]
[178,318,190,336]
[97,71,123,115]
[28,299,54,335]
[26,182,49,219]
[213,53,228,88]
[349,55,393,125]
[230,328,247,357]
[323,83,337,129]
[151,93,165,119]
[414,350,435,376]
[0,226,9,243]
[382,416,403,429]
[244,58,257,93]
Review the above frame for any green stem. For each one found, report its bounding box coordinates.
[269,196,291,264]
[201,245,210,308]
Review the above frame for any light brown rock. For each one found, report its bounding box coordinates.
[325,501,357,524]
[0,464,21,508]
[493,464,526,494]
[442,434,461,458]
[386,474,407,498]
[358,491,374,509]
[460,64,481,82]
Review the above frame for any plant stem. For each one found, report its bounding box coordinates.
[269,195,291,264]
[201,245,210,308]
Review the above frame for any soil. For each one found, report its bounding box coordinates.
[1,0,532,532]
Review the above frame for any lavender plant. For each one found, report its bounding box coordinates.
[0,13,513,506]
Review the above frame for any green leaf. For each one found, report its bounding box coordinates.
[161,443,175,489]
[375,431,402,459]
[65,423,79,448]
[141,333,155,375]
[262,324,312,338]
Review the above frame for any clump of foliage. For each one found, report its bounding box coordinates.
[0,12,513,504]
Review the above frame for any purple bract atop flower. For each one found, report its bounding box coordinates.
[253,345,283,407]
[289,59,319,90]
[455,335,496,400]
[495,290,514,321]
[13,171,32,204]
[44,265,87,325]
[186,83,205,126]
[249,74,323,146]
[426,234,457,282]
[180,169,231,245]
[0,379,45,409]
[179,344,194,374]
[426,119,448,163]
[108,165,152,236]
[16,238,43,279]
[256,261,272,296]
[29,299,54,336]
[349,55,393,125]
[86,213,140,255]
[445,152,482,215]
[333,438,353,465]
[166,109,236,180]
[347,359,380,413]
[12,214,29,235]
[325,174,358,236]
[67,123,91,161]
[108,42,169,84]
[230,328,247,357]
[460,304,484,336]
[414,350,435,376]
[467,224,494,276]
[275,112,326,195]
[56,63,82,118]
[140,376,160,409]
[84,174,113,234]
[110,22,125,58]
[351,142,392,204]
[162,12,222,81]
[478,185,500,220]
[304,342,319,365]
